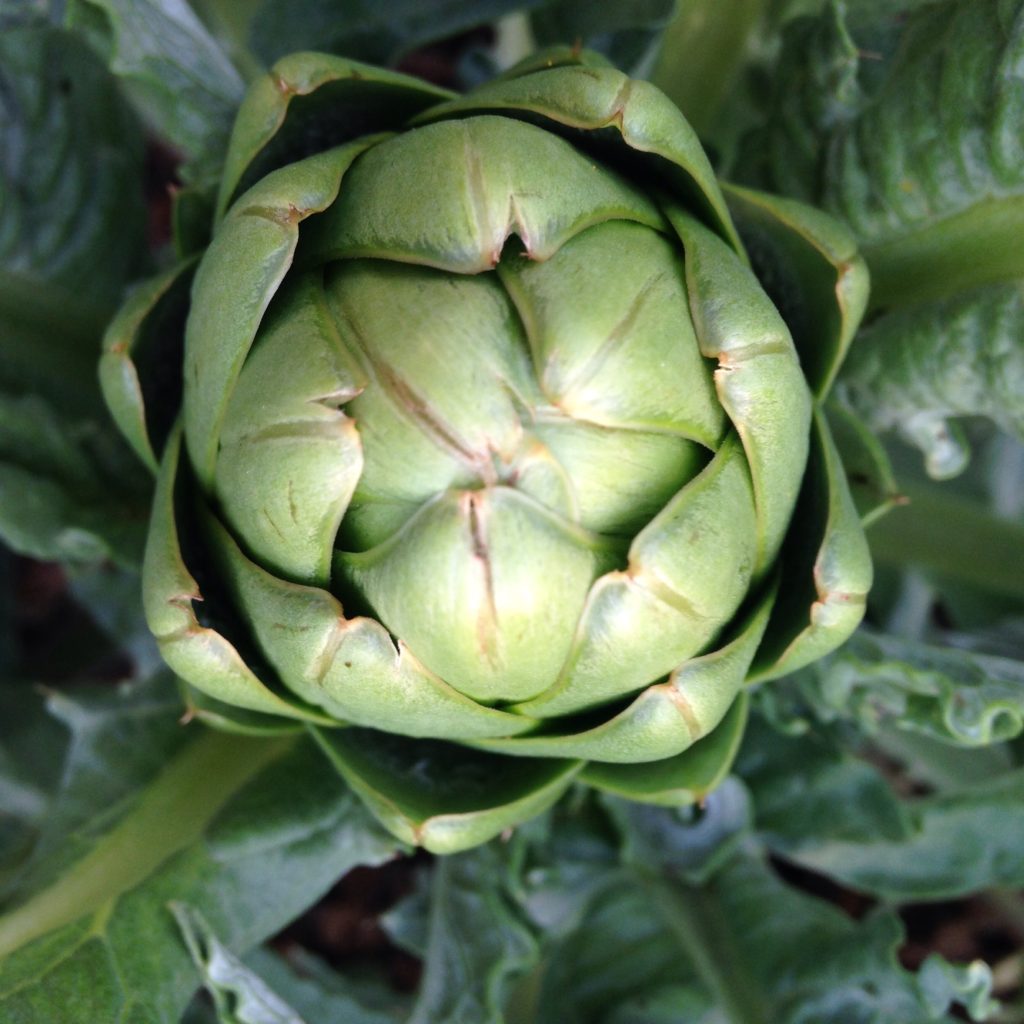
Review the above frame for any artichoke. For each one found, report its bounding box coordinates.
[101,48,871,853]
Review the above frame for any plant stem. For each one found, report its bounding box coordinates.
[494,12,536,71]
[503,963,546,1024]
[651,0,765,137]
[867,484,1024,599]
[0,731,290,958]
[865,197,1024,310]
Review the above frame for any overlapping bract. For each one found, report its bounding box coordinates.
[101,49,871,852]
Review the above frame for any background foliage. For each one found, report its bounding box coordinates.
[2,1,1023,1021]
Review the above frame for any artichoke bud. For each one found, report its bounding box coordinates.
[104,49,872,848]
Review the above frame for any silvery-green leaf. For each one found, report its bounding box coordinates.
[0,686,70,898]
[794,628,1024,747]
[742,710,1024,903]
[0,679,396,1023]
[532,0,677,77]
[236,947,408,1024]
[406,846,538,1024]
[528,790,991,1023]
[0,393,148,565]
[836,283,1024,479]
[174,905,308,1024]
[68,0,244,183]
[0,23,147,328]
[736,1,1024,309]
[248,0,549,69]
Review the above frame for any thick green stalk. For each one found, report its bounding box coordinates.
[503,964,545,1024]
[0,731,290,958]
[651,0,765,136]
[867,484,1024,599]
[865,197,1024,310]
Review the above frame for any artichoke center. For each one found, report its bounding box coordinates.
[212,117,731,705]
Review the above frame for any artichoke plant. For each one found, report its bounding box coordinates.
[101,47,871,853]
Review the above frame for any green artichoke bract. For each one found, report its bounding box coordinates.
[101,48,871,853]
